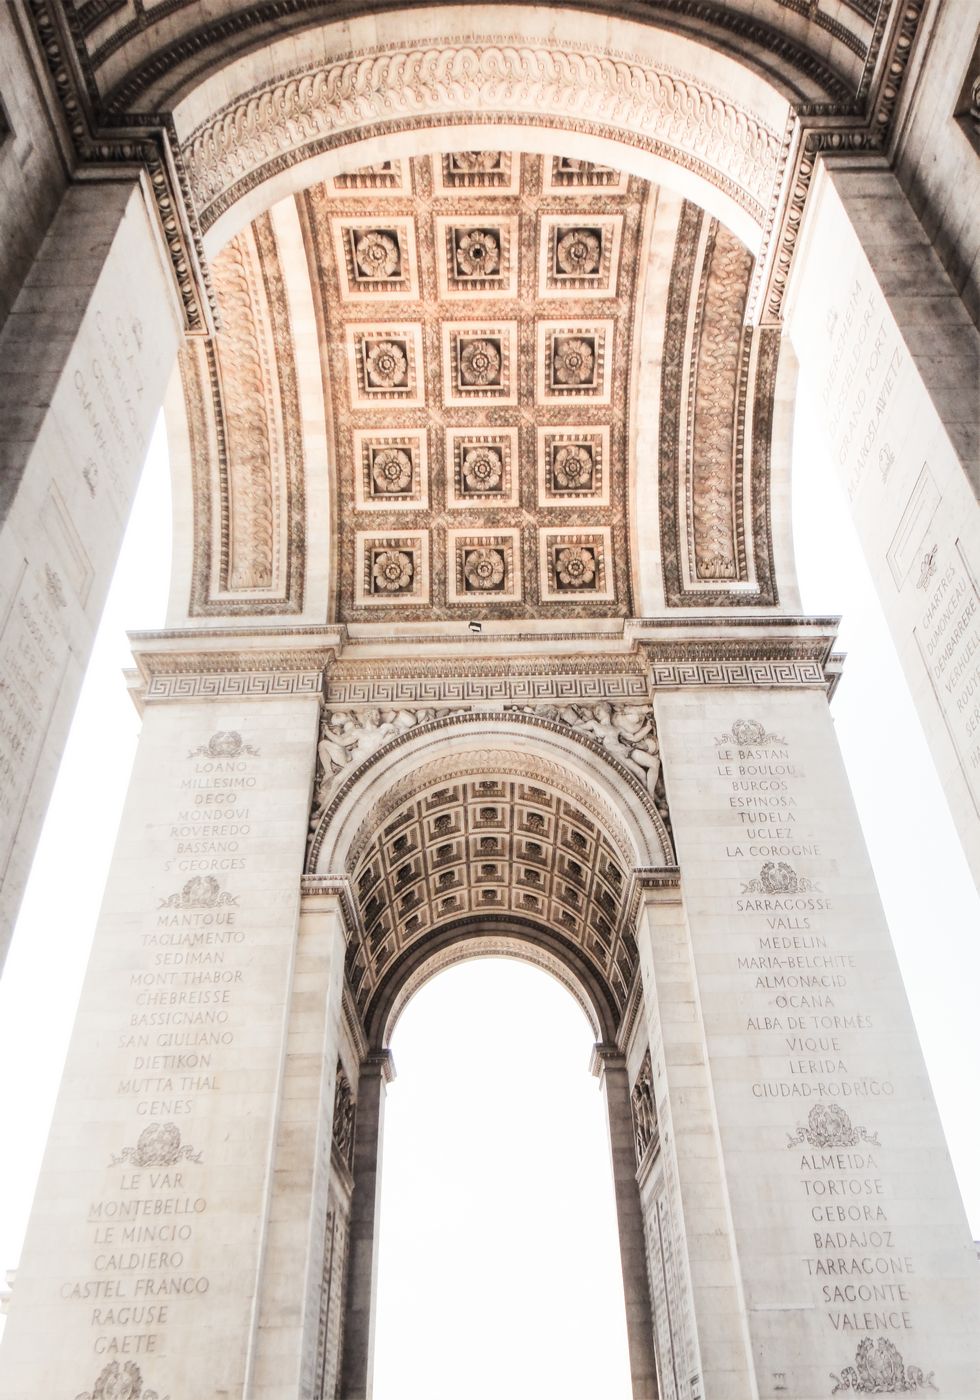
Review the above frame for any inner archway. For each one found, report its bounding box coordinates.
[374,956,633,1400]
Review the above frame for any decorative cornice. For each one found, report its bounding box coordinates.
[635,631,839,690]
[301,873,363,942]
[25,0,215,334]
[589,1041,627,1076]
[752,0,928,322]
[93,3,853,113]
[129,640,335,702]
[143,669,325,700]
[123,622,839,701]
[648,658,826,686]
[631,866,683,890]
[363,1048,397,1083]
[324,671,652,707]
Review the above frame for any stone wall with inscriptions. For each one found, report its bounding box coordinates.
[653,689,980,1398]
[0,699,319,1398]
[0,181,182,969]
[788,161,980,884]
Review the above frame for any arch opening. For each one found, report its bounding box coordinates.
[309,718,672,1049]
[373,956,634,1400]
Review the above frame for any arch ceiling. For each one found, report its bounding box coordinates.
[170,150,780,621]
[347,772,637,1026]
[304,712,673,1039]
[34,1,925,339]
[306,721,672,1038]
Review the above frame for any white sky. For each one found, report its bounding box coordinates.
[0,381,977,1391]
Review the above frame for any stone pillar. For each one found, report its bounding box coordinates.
[787,159,980,884]
[0,178,183,965]
[634,880,751,1400]
[340,1050,394,1400]
[591,1043,661,1400]
[249,888,349,1400]
[651,685,980,1399]
[0,653,324,1400]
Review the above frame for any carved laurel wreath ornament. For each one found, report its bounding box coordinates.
[73,1362,168,1400]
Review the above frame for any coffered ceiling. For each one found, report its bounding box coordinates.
[345,771,639,1023]
[172,146,779,623]
[302,152,648,622]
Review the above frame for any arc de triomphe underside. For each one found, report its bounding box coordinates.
[1,1,979,1396]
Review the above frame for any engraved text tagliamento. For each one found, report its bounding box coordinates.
[58,727,274,1369]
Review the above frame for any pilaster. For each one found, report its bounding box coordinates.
[340,1049,395,1400]
[651,685,980,1398]
[633,879,750,1400]
[591,1043,661,1400]
[248,887,349,1400]
[0,646,323,1400]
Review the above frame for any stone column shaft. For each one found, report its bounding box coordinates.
[651,685,980,1398]
[340,1051,392,1400]
[0,684,320,1400]
[0,177,182,965]
[593,1045,661,1400]
[788,159,980,883]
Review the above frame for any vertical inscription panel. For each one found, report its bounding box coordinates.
[788,166,980,882]
[0,695,319,1400]
[0,182,182,961]
[654,689,980,1400]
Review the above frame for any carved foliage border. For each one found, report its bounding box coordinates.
[659,201,777,608]
[182,212,306,615]
[180,45,784,229]
[88,3,855,108]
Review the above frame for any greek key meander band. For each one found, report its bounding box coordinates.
[144,670,325,699]
[141,659,829,702]
[325,676,652,704]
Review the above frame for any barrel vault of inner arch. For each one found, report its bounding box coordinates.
[302,710,675,1031]
[336,772,642,1029]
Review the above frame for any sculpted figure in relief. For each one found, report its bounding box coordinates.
[310,707,440,826]
[503,701,661,793]
[562,702,661,794]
